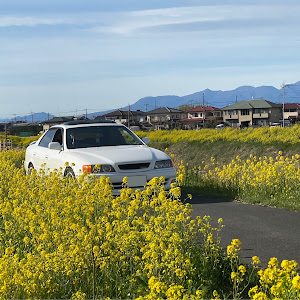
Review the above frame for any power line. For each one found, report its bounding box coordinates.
[0,107,117,118]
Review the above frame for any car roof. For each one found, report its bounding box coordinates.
[50,120,123,130]
[64,119,115,125]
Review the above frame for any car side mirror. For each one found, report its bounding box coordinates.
[48,142,62,151]
[142,137,150,145]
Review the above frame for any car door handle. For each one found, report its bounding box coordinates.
[45,156,48,159]
[33,152,36,156]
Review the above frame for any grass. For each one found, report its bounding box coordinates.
[149,140,300,166]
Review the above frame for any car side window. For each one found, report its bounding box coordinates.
[119,128,140,145]
[52,129,63,145]
[39,129,58,148]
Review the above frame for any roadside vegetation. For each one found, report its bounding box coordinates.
[0,134,38,148]
[0,150,299,299]
[138,126,300,211]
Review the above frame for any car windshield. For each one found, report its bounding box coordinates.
[66,125,143,149]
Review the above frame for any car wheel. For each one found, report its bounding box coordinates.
[64,167,75,178]
[27,163,34,175]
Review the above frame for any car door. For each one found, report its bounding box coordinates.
[45,128,66,172]
[35,128,65,172]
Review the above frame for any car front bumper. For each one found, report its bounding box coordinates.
[75,167,177,195]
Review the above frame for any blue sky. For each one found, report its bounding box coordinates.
[1,0,300,118]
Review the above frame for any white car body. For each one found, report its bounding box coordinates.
[24,121,177,193]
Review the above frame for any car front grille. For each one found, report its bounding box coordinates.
[112,181,147,189]
[118,162,150,170]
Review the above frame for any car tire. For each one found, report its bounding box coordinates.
[64,167,75,178]
[27,163,34,175]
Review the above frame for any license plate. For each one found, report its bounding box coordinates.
[127,175,147,187]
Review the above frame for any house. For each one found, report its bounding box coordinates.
[98,109,146,127]
[283,103,300,123]
[222,99,282,128]
[42,116,85,131]
[146,107,186,130]
[0,122,11,133]
[10,122,43,136]
[179,106,223,129]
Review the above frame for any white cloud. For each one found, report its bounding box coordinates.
[91,4,300,36]
[0,16,73,27]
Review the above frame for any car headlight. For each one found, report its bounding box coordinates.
[154,159,173,169]
[82,164,115,173]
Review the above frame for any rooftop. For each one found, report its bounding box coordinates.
[147,107,184,114]
[188,105,221,112]
[222,99,282,110]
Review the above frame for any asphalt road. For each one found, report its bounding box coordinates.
[184,194,300,267]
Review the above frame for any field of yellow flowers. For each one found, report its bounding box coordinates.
[0,134,38,149]
[137,125,300,145]
[138,127,300,211]
[181,152,300,211]
[0,149,299,299]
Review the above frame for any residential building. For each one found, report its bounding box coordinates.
[179,106,223,129]
[146,107,186,130]
[98,109,149,130]
[43,116,82,131]
[283,103,300,123]
[222,99,282,128]
[10,122,43,136]
[99,109,146,127]
[0,122,11,133]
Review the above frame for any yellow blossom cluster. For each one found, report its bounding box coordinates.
[0,150,223,299]
[137,125,300,145]
[183,152,300,211]
[0,149,299,299]
[0,134,39,148]
[249,257,300,299]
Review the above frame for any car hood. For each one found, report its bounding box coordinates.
[67,145,168,165]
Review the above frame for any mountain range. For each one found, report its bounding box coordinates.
[122,82,300,112]
[2,82,300,122]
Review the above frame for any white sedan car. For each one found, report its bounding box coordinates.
[24,120,177,193]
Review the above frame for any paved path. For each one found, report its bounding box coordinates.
[184,194,300,267]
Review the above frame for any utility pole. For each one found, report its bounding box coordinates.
[236,95,238,103]
[4,123,7,146]
[282,83,286,128]
[202,93,205,129]
[86,109,88,119]
[128,104,130,127]
[144,103,149,112]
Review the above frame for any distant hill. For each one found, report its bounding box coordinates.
[0,112,55,123]
[2,82,300,121]
[92,81,300,116]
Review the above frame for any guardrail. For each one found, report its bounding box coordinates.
[0,139,12,151]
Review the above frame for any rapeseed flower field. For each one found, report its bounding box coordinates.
[0,149,299,299]
[138,127,300,211]
[181,152,300,211]
[137,125,300,145]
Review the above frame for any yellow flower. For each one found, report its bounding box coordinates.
[238,265,246,276]
[292,275,300,290]
[252,256,261,265]
[268,257,279,268]
[252,291,268,300]
[212,290,220,300]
